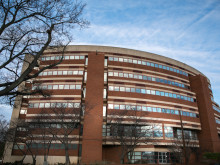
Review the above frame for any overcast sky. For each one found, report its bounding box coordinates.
[1,0,220,120]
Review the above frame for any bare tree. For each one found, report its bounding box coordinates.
[168,127,199,165]
[5,119,41,165]
[0,0,89,104]
[44,102,85,165]
[106,110,160,164]
[0,115,9,160]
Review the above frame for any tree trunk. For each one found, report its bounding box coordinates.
[65,143,70,165]
[33,158,36,165]
[43,154,48,165]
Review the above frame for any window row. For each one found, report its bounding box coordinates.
[108,57,188,76]
[28,123,78,129]
[108,71,188,89]
[213,105,220,113]
[32,84,82,90]
[108,86,194,102]
[108,104,198,118]
[41,55,85,61]
[28,102,81,108]
[165,127,198,140]
[103,125,163,138]
[128,152,180,164]
[13,143,78,150]
[103,125,198,140]
[39,70,84,76]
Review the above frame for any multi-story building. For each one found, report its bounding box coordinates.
[3,45,220,164]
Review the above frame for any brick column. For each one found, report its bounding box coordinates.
[190,74,220,152]
[81,52,104,163]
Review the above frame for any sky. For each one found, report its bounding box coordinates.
[1,0,220,120]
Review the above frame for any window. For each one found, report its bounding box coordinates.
[103,106,107,116]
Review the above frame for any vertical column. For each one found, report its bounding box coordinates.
[81,52,104,163]
[190,74,220,152]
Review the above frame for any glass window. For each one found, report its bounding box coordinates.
[159,65,162,68]
[128,59,133,63]
[142,61,146,65]
[126,87,130,92]
[165,92,169,97]
[118,72,123,77]
[53,71,57,75]
[120,87,125,92]
[80,56,85,59]
[129,73,133,78]
[124,73,128,78]
[126,105,131,110]
[156,91,160,95]
[76,85,81,89]
[136,88,141,93]
[141,89,146,94]
[133,60,137,64]
[114,104,119,109]
[120,105,125,110]
[152,77,156,81]
[79,71,83,75]
[118,58,123,62]
[53,85,58,89]
[160,92,164,96]
[58,71,62,75]
[108,104,113,109]
[75,56,79,59]
[109,57,113,61]
[70,85,75,89]
[152,107,157,112]
[151,90,155,95]
[134,74,138,79]
[147,107,152,112]
[59,85,64,89]
[109,86,113,91]
[157,108,161,112]
[114,57,118,61]
[70,56,74,59]
[73,71,78,75]
[48,71,52,75]
[104,73,107,82]
[173,94,176,98]
[39,103,44,108]
[143,76,147,80]
[131,88,135,92]
[137,106,142,111]
[124,58,128,62]
[114,72,118,77]
[142,106,147,111]
[169,93,173,97]
[64,56,69,60]
[108,72,113,76]
[45,103,50,108]
[146,90,151,94]
[147,62,150,66]
[115,86,119,91]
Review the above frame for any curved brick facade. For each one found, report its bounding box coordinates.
[4,45,220,164]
